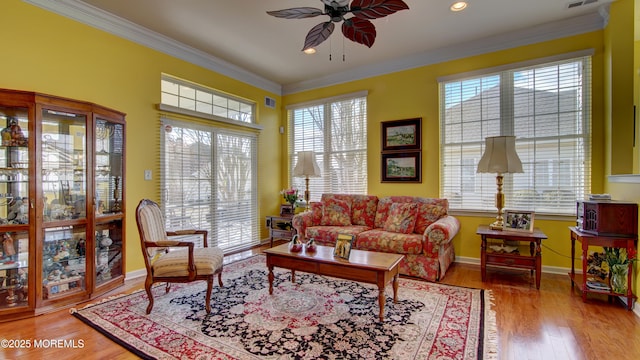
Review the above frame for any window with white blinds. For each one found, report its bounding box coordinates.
[439,53,592,215]
[161,118,259,252]
[287,92,368,201]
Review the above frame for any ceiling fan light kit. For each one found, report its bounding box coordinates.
[267,0,409,51]
[450,2,468,12]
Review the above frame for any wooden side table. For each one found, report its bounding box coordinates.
[477,225,547,289]
[265,215,295,247]
[569,226,637,310]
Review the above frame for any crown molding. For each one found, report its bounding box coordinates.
[282,10,607,94]
[24,0,282,95]
[24,1,607,96]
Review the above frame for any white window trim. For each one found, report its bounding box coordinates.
[158,103,263,131]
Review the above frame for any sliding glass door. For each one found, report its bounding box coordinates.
[161,118,258,252]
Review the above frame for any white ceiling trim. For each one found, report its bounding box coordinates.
[24,0,607,97]
[282,10,607,94]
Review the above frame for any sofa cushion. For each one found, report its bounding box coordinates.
[356,229,423,255]
[374,196,416,228]
[414,204,447,234]
[349,195,378,227]
[309,201,324,223]
[305,225,370,246]
[321,198,351,226]
[321,194,378,228]
[383,203,418,234]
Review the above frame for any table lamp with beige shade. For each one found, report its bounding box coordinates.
[476,136,523,230]
[293,151,321,206]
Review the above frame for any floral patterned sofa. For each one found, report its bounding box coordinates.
[292,194,460,281]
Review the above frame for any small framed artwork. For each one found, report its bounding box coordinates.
[334,233,355,259]
[280,204,294,217]
[381,118,422,151]
[381,151,421,183]
[503,210,535,232]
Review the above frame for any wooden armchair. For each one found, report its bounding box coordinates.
[135,199,223,314]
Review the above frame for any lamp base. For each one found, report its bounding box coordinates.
[489,220,504,230]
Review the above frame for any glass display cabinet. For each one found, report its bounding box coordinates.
[0,104,31,316]
[0,89,125,321]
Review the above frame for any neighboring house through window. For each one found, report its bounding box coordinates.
[439,51,592,215]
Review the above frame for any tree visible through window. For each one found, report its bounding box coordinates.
[161,120,258,252]
[288,92,368,200]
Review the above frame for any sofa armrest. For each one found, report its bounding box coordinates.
[423,215,460,252]
[292,211,315,242]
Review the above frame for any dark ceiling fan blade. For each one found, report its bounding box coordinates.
[303,22,336,51]
[350,0,409,20]
[267,7,324,19]
[342,17,376,48]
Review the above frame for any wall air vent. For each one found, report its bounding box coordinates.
[265,96,276,109]
[567,0,598,9]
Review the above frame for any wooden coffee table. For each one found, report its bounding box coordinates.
[264,243,404,321]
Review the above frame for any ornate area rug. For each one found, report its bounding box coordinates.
[71,255,497,359]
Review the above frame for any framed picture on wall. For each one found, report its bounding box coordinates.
[381,151,422,183]
[381,118,422,151]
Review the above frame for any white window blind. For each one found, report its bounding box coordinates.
[439,55,592,215]
[288,92,368,200]
[161,118,259,252]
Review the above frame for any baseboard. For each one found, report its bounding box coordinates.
[125,268,147,281]
[454,256,574,275]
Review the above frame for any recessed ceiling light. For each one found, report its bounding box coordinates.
[303,48,316,55]
[450,1,468,12]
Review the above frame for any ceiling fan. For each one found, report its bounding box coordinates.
[267,0,410,51]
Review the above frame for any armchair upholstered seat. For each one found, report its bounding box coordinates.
[135,199,223,314]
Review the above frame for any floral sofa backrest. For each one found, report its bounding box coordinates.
[312,194,379,228]
[374,196,449,234]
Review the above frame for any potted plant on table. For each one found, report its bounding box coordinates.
[280,187,301,212]
[604,247,637,294]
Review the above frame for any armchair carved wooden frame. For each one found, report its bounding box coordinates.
[135,199,223,314]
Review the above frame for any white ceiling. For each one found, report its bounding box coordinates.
[30,0,618,94]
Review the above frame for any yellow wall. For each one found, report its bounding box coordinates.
[605,0,635,175]
[635,40,640,173]
[283,31,605,268]
[604,0,640,298]
[0,0,283,273]
[1,0,635,288]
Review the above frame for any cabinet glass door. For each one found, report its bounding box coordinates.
[41,109,88,301]
[95,220,123,286]
[42,109,87,221]
[42,226,86,299]
[95,118,123,215]
[94,118,124,289]
[0,106,30,310]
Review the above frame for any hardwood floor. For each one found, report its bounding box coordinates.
[1,242,639,360]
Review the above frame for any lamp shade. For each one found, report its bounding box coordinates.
[477,136,523,174]
[293,151,321,178]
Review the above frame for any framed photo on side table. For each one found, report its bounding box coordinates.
[334,233,355,259]
[279,204,294,217]
[503,210,535,232]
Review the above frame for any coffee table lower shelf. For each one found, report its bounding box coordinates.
[264,243,404,321]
